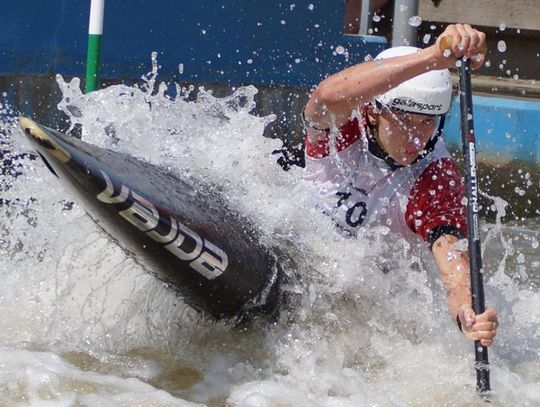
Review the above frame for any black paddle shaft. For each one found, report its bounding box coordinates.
[458,58,491,395]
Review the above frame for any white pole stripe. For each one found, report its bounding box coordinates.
[88,0,105,35]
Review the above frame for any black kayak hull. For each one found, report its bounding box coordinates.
[19,118,284,320]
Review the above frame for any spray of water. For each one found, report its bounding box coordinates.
[1,59,539,405]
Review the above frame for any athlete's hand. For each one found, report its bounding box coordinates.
[432,24,487,71]
[457,304,498,347]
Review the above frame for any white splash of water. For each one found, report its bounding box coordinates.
[1,58,539,405]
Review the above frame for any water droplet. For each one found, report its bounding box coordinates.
[308,4,314,10]
[335,45,346,55]
[513,74,519,80]
[423,34,431,44]
[443,49,452,58]
[497,40,507,52]
[281,20,286,25]
[467,113,473,120]
[485,60,491,67]
[514,187,526,196]
[499,23,506,31]
[178,63,184,74]
[247,59,253,64]
[399,4,408,12]
[372,14,381,22]
[455,60,463,68]
[430,24,437,30]
[408,16,422,27]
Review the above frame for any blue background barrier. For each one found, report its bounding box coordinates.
[0,0,386,88]
[0,0,538,168]
[445,95,540,164]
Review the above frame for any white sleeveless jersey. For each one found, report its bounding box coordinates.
[303,116,467,246]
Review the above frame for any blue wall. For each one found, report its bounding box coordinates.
[0,0,386,88]
[1,0,538,165]
[445,95,540,164]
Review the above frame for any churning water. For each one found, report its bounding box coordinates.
[0,63,539,406]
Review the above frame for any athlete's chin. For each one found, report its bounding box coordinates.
[396,153,420,166]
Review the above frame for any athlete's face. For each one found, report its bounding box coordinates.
[374,109,438,166]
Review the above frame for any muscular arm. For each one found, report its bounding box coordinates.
[304,23,487,131]
[304,48,438,130]
[432,234,498,346]
[431,234,471,320]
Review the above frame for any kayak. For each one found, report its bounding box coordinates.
[19,118,284,320]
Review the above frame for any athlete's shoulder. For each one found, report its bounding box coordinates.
[413,156,464,197]
[406,156,466,243]
[304,108,366,159]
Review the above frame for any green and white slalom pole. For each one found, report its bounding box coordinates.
[85,0,105,93]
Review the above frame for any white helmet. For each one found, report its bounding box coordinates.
[374,46,452,115]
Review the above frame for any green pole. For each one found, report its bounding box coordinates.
[85,0,105,93]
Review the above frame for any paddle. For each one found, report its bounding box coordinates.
[440,36,491,398]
